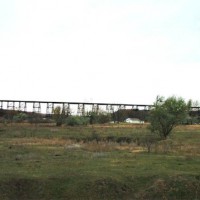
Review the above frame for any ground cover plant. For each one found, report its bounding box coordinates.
[0,123,199,199]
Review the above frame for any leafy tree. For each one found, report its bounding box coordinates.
[98,113,112,124]
[149,96,191,139]
[113,109,127,122]
[88,112,111,124]
[53,106,67,126]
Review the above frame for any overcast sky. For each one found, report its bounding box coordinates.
[0,0,200,104]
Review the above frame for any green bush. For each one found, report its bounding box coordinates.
[13,113,28,122]
[88,112,111,124]
[65,116,89,126]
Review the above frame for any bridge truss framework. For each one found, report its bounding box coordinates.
[0,100,199,116]
[0,100,152,115]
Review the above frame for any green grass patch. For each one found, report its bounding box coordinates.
[0,124,199,199]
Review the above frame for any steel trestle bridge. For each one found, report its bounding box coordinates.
[0,100,153,115]
[0,100,199,115]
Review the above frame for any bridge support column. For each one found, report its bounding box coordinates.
[33,102,41,113]
[46,103,54,115]
[132,105,138,110]
[92,104,99,114]
[62,103,71,116]
[77,104,85,116]
[7,101,15,110]
[0,101,3,109]
[106,105,114,113]
[119,105,126,110]
[19,102,27,112]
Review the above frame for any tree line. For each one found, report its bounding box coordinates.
[0,96,199,140]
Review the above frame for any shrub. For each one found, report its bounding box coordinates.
[65,116,89,126]
[13,113,28,122]
[149,96,190,139]
[88,112,111,124]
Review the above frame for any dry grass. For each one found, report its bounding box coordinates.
[81,141,146,154]
[81,141,117,152]
[88,123,149,128]
[175,124,200,131]
[9,138,73,146]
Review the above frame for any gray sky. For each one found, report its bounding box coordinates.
[0,0,200,104]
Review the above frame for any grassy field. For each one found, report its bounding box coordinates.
[0,123,200,199]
